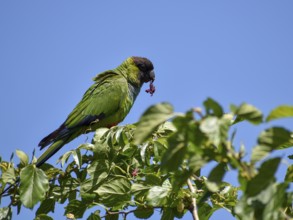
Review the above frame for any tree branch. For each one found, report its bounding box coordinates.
[187,178,200,220]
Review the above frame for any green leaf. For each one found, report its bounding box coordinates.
[285,165,293,182]
[105,213,119,220]
[161,132,186,172]
[250,145,272,163]
[258,127,293,149]
[161,208,175,220]
[19,164,49,209]
[145,174,161,186]
[197,203,217,220]
[263,183,288,220]
[15,150,29,166]
[206,163,226,192]
[57,151,73,167]
[133,207,154,219]
[87,212,101,220]
[0,207,12,220]
[64,200,87,219]
[35,214,53,220]
[95,177,131,207]
[266,105,293,122]
[72,149,82,169]
[134,102,175,144]
[232,103,263,124]
[235,182,286,220]
[203,97,224,117]
[131,183,151,195]
[147,181,171,206]
[245,158,281,197]
[36,199,55,215]
[2,167,16,184]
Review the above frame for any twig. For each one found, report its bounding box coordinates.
[187,178,200,220]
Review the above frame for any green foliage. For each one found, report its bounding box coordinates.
[0,99,292,219]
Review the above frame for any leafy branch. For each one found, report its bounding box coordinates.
[0,99,292,220]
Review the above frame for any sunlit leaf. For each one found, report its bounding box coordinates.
[2,167,16,184]
[35,214,53,220]
[0,207,12,220]
[232,103,263,124]
[134,102,175,144]
[266,105,293,122]
[15,150,29,166]
[72,149,82,169]
[19,165,49,209]
[251,145,272,163]
[258,127,293,149]
[147,185,171,206]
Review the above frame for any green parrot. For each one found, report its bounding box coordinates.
[37,56,155,167]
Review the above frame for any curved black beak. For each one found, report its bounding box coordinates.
[149,70,155,82]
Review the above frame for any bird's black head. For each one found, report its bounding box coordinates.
[132,56,155,83]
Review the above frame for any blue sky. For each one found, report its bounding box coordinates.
[0,1,292,219]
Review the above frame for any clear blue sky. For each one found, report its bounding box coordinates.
[0,1,292,219]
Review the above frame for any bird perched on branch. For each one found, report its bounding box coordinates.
[37,56,155,167]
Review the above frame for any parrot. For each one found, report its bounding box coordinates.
[36,56,155,167]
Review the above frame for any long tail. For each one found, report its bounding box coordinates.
[36,139,66,167]
[36,123,72,167]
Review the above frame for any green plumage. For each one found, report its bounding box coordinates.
[37,57,155,167]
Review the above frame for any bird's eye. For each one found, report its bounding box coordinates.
[138,63,146,71]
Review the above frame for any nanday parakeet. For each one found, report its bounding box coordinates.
[37,56,155,167]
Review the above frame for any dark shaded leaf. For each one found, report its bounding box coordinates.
[161,208,175,220]
[204,97,224,117]
[133,207,154,219]
[36,199,55,215]
[64,200,87,219]
[87,212,101,220]
[161,132,186,172]
[197,203,217,220]
[206,163,226,192]
[246,158,281,197]
[105,213,119,220]
[285,165,293,182]
[19,165,49,209]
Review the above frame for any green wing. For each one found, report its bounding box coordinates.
[37,71,131,166]
[64,71,129,130]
